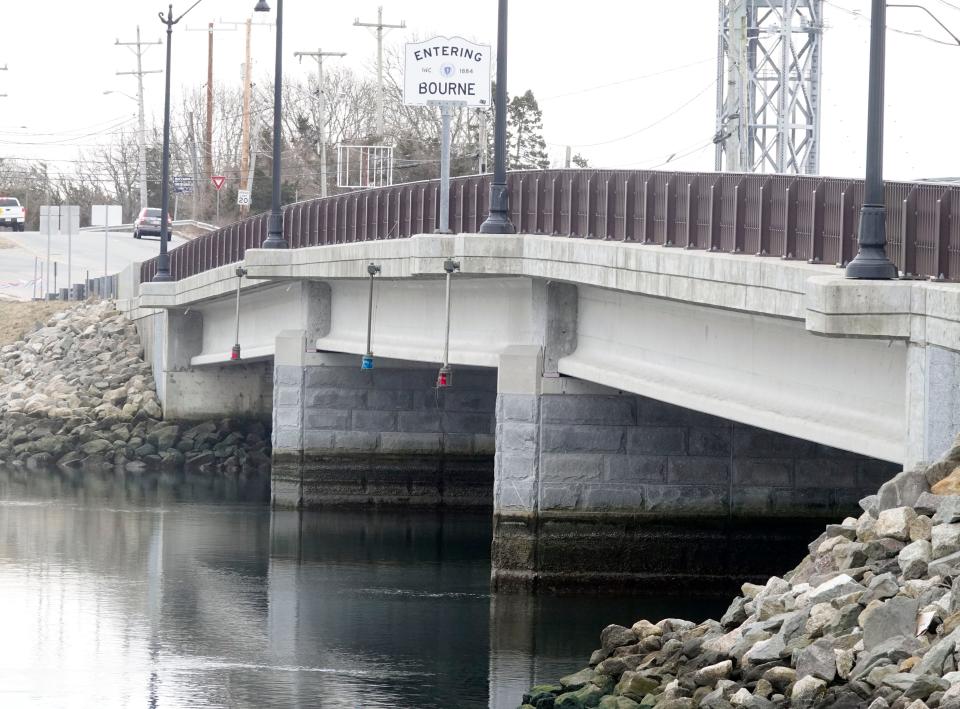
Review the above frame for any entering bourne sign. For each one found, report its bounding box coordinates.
[403,36,491,108]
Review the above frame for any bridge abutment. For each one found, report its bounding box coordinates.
[271,330,497,508]
[146,309,271,421]
[492,347,899,592]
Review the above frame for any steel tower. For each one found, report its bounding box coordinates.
[714,0,823,174]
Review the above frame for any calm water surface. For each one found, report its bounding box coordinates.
[0,468,724,708]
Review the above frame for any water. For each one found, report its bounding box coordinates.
[0,467,725,709]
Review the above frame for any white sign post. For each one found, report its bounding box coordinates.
[405,37,491,234]
[62,205,79,300]
[92,205,123,287]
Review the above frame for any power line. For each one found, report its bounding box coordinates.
[935,0,960,12]
[553,79,717,149]
[825,0,960,45]
[539,57,715,102]
[0,117,139,146]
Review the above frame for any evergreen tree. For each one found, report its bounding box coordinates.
[506,90,549,170]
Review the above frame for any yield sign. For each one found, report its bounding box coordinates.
[211,175,226,191]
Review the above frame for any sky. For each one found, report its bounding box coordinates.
[1,0,959,183]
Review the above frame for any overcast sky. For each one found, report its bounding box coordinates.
[1,0,958,182]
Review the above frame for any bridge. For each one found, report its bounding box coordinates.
[116,168,960,590]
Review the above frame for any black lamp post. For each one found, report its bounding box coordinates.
[154,0,208,282]
[846,0,898,279]
[154,0,210,282]
[154,5,177,281]
[254,0,289,249]
[479,0,515,234]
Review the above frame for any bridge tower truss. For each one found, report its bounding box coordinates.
[714,0,823,175]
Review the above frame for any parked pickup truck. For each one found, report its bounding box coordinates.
[0,197,25,232]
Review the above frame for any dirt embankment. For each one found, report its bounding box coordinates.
[0,301,71,346]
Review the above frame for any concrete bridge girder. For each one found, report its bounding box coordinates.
[131,233,960,469]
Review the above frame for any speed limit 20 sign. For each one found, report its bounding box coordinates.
[237,190,251,206]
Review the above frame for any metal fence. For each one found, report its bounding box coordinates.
[140,169,960,283]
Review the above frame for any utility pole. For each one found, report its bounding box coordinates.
[188,111,200,221]
[245,114,261,199]
[219,17,273,216]
[186,22,236,183]
[354,6,405,138]
[205,24,214,181]
[116,27,162,210]
[294,48,346,198]
[240,18,252,214]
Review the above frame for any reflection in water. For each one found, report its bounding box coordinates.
[0,468,725,708]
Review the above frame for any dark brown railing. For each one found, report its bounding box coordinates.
[140,169,960,283]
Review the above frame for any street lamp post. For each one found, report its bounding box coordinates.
[254,0,289,249]
[154,1,207,282]
[479,0,515,234]
[846,0,898,279]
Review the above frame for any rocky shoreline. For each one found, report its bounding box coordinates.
[0,300,270,475]
[521,446,960,709]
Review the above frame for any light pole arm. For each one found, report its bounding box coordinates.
[160,0,206,26]
[888,3,960,46]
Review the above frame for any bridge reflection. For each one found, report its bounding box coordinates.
[0,465,721,707]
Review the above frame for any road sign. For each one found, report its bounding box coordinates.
[172,175,194,195]
[91,205,123,227]
[237,189,251,207]
[211,175,226,191]
[404,36,491,108]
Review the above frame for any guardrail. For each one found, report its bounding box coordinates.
[81,219,218,234]
[139,170,960,283]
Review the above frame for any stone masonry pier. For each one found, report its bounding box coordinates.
[271,331,496,508]
[492,347,899,592]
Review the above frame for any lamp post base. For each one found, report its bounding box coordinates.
[479,182,516,234]
[152,251,173,282]
[846,204,898,280]
[845,252,899,279]
[260,212,288,249]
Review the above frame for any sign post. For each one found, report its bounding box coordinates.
[92,205,123,289]
[429,100,465,234]
[211,175,226,224]
[173,177,193,225]
[404,37,491,234]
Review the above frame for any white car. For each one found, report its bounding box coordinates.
[0,197,26,232]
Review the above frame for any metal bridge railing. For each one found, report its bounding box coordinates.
[139,170,960,283]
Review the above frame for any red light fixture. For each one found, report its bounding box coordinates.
[436,365,451,388]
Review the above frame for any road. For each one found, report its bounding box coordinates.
[0,229,185,301]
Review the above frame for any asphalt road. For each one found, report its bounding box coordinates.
[0,228,185,301]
